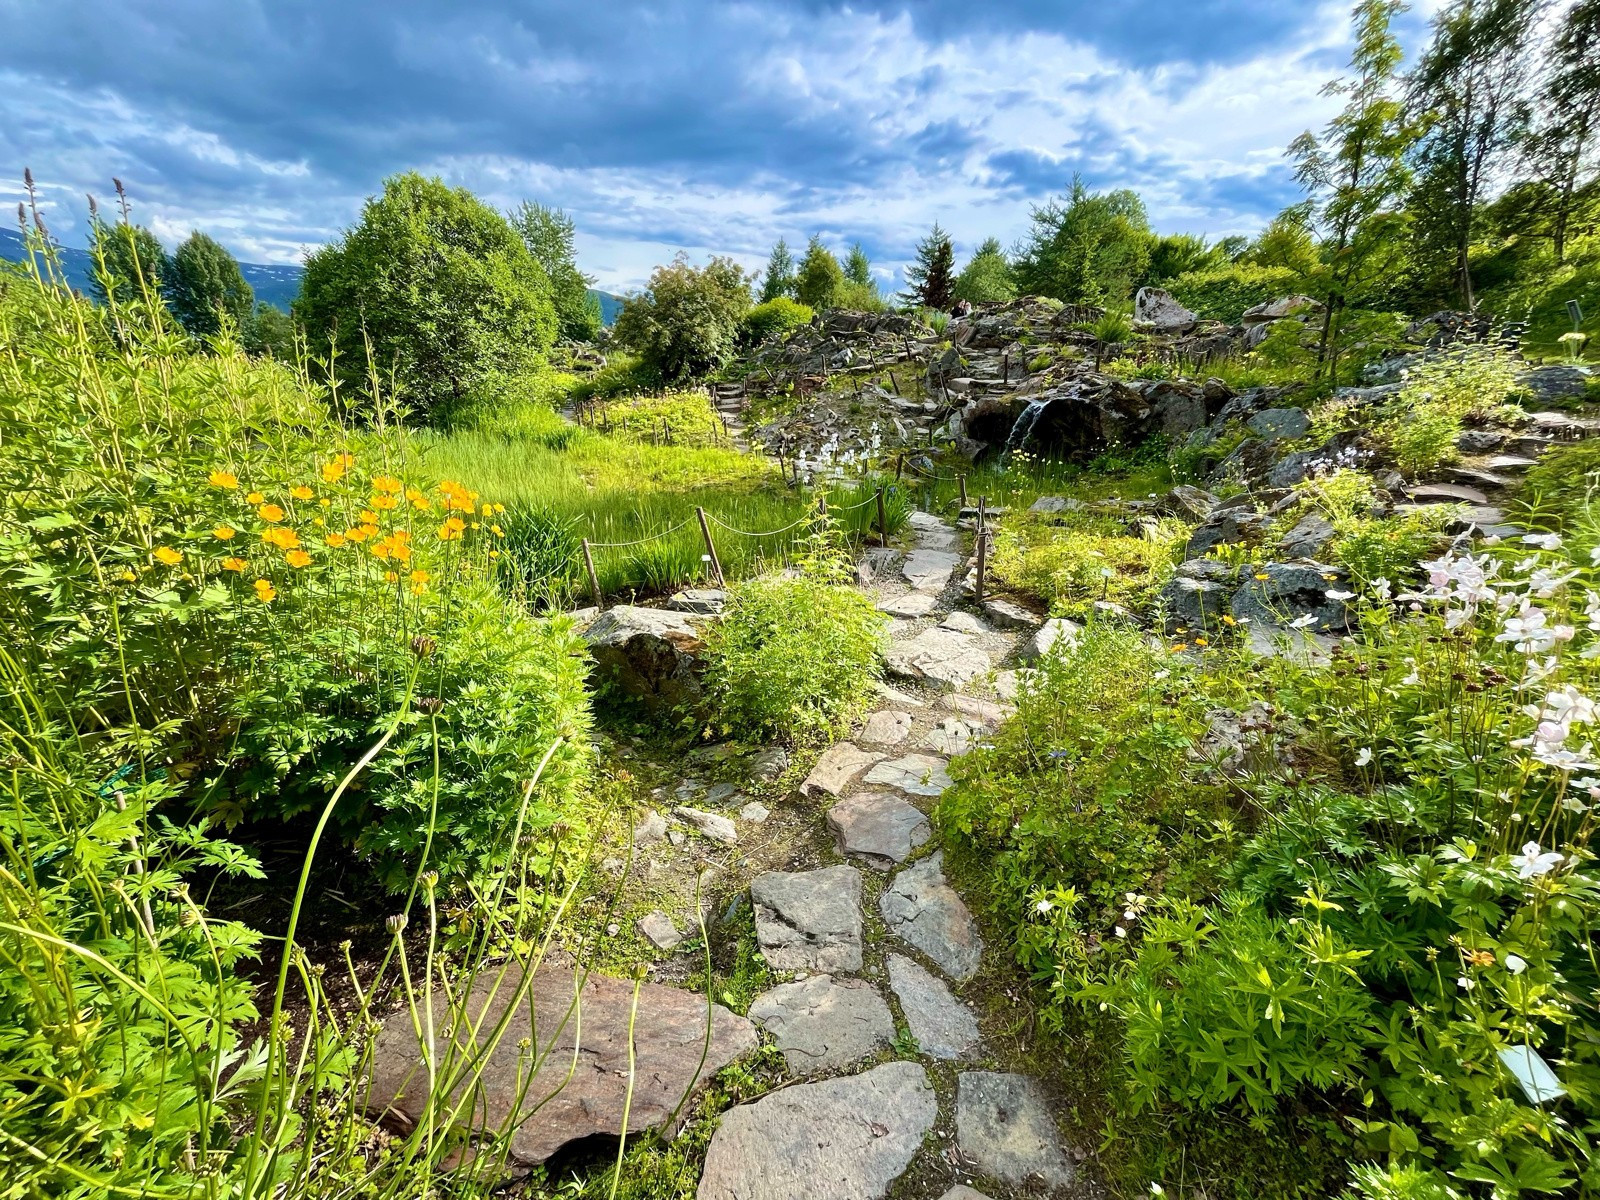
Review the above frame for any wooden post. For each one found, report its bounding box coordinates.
[975,496,988,606]
[662,416,670,445]
[695,506,725,586]
[895,453,905,481]
[876,486,888,546]
[581,539,603,610]
[958,474,968,507]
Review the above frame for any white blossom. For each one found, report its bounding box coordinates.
[1521,532,1563,551]
[1355,747,1373,767]
[1505,954,1527,975]
[1512,842,1565,879]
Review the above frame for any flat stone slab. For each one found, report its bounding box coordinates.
[370,965,756,1166]
[940,611,988,634]
[827,792,931,867]
[863,753,953,798]
[902,548,962,592]
[675,806,737,845]
[697,1061,937,1200]
[982,596,1044,629]
[1407,482,1489,505]
[639,910,683,950]
[888,953,980,1060]
[943,694,1012,728]
[955,1072,1074,1190]
[751,866,864,972]
[1020,617,1081,662]
[878,590,939,618]
[879,852,983,980]
[801,742,884,798]
[885,627,989,690]
[667,588,728,615]
[748,975,894,1073]
[634,808,668,846]
[860,709,915,746]
[938,1188,996,1200]
[924,716,982,756]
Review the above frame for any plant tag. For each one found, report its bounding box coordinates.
[1497,1045,1565,1103]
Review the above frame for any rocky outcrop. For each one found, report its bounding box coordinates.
[584,606,706,712]
[1133,286,1198,334]
[369,965,756,1166]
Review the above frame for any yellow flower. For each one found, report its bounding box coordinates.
[409,569,430,584]
[371,493,399,511]
[493,503,504,514]
[290,485,315,501]
[360,508,379,525]
[285,549,312,568]
[155,546,183,566]
[1222,615,1237,626]
[1195,637,1209,646]
[120,567,137,581]
[213,525,236,540]
[370,539,392,560]
[409,580,428,596]
[258,503,286,523]
[437,516,466,541]
[325,532,348,548]
[481,503,493,517]
[490,524,504,537]
[222,556,247,572]
[246,491,266,505]
[384,570,399,583]
[208,470,239,490]
[262,527,301,550]
[1254,573,1269,581]
[320,497,332,508]
[253,578,277,603]
[321,452,354,483]
[372,475,403,494]
[488,549,499,559]
[1170,642,1188,652]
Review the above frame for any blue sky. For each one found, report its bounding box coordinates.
[0,0,1438,293]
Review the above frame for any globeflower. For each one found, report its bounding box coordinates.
[285,549,312,568]
[321,452,354,483]
[213,525,236,540]
[438,516,466,541]
[290,485,314,501]
[246,491,265,505]
[154,546,183,566]
[257,503,286,523]
[208,470,239,490]
[253,578,277,604]
[262,527,301,550]
[372,475,403,494]
[221,556,247,572]
[325,532,348,549]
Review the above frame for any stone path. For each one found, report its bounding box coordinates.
[692,510,1083,1199]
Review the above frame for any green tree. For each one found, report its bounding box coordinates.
[952,237,1016,303]
[165,232,254,338]
[902,222,956,310]
[295,172,556,420]
[87,217,167,307]
[795,236,846,309]
[1243,204,1322,275]
[244,302,298,360]
[845,242,873,287]
[611,253,752,381]
[510,201,601,341]
[1142,234,1225,285]
[1521,0,1600,263]
[1290,0,1418,381]
[1012,180,1153,304]
[1405,0,1539,308]
[759,238,797,302]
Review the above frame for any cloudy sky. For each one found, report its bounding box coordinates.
[0,0,1438,293]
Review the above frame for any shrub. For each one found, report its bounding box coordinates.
[612,254,752,381]
[988,510,1185,619]
[1272,470,1453,584]
[739,296,814,346]
[1094,309,1134,344]
[1372,344,1521,477]
[1168,262,1305,324]
[703,559,886,745]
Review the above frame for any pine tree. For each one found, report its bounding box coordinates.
[902,222,955,311]
[1289,0,1417,380]
[166,232,254,338]
[759,238,797,302]
[1405,0,1540,309]
[952,237,1015,304]
[845,242,872,287]
[1523,0,1600,263]
[795,236,846,309]
[510,201,601,341]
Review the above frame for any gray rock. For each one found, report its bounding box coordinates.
[982,596,1044,629]
[751,866,864,973]
[667,588,728,615]
[885,627,990,691]
[1520,365,1593,403]
[879,591,939,618]
[955,1072,1074,1190]
[888,953,980,1060]
[696,1061,936,1200]
[940,611,989,635]
[703,782,739,805]
[1278,512,1336,559]
[1147,379,1209,437]
[1133,286,1197,333]
[801,742,884,798]
[370,965,756,1167]
[739,800,770,824]
[879,852,983,980]
[992,669,1033,702]
[1486,454,1538,472]
[1020,617,1081,662]
[828,792,931,867]
[1165,484,1220,520]
[937,1189,996,1200]
[943,694,1012,727]
[639,910,683,950]
[924,717,981,756]
[1028,495,1085,515]
[1231,561,1353,634]
[1185,507,1270,558]
[1158,572,1232,634]
[584,606,706,713]
[748,975,895,1074]
[634,808,669,847]
[1457,428,1506,453]
[873,681,925,707]
[1407,482,1489,505]
[1248,407,1311,440]
[864,753,954,798]
[1241,294,1322,324]
[746,746,790,782]
[675,806,738,845]
[861,710,915,746]
[902,548,962,592]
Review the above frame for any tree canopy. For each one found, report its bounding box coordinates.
[795,236,847,309]
[1012,181,1152,305]
[88,218,167,307]
[510,201,601,342]
[294,172,556,420]
[759,238,797,302]
[952,237,1016,304]
[902,222,956,311]
[166,232,254,339]
[611,254,752,381]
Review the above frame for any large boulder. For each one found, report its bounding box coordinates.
[1241,295,1324,325]
[1142,379,1209,437]
[1159,560,1235,634]
[584,606,705,712]
[1520,365,1592,404]
[1231,561,1354,634]
[1185,506,1270,558]
[369,965,756,1167]
[1133,286,1198,334]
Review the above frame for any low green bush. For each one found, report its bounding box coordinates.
[739,296,814,346]
[1372,344,1522,478]
[988,510,1186,619]
[1168,263,1306,324]
[702,557,886,745]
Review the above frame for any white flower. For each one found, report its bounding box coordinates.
[1326,589,1356,601]
[1458,975,1475,991]
[1505,954,1527,975]
[1528,567,1579,598]
[1035,898,1053,915]
[1355,747,1373,767]
[1371,577,1392,600]
[1497,604,1574,655]
[1289,613,1319,629]
[1512,841,1565,879]
[1521,532,1563,551]
[1532,741,1599,773]
[1114,925,1127,938]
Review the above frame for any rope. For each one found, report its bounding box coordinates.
[586,516,695,549]
[827,493,882,512]
[705,511,815,539]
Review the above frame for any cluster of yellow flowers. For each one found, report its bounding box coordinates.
[167,457,506,605]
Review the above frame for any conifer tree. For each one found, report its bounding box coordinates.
[795,236,846,309]
[902,222,955,311]
[952,237,1015,304]
[759,238,797,302]
[845,242,872,287]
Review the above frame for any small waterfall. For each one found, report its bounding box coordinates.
[1004,397,1053,458]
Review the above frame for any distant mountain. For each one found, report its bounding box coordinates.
[2,227,624,325]
[0,226,304,310]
